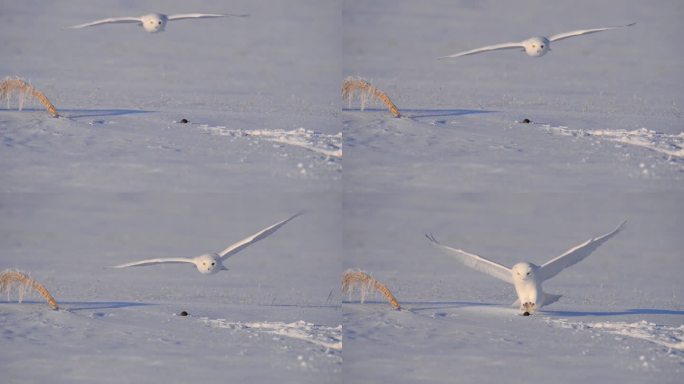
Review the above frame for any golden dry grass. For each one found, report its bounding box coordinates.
[342,77,401,118]
[342,269,401,310]
[0,77,59,117]
[0,269,59,310]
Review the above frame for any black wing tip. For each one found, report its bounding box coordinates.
[291,210,307,219]
[424,233,438,243]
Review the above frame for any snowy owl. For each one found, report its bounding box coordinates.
[439,23,635,58]
[425,221,625,315]
[112,213,301,275]
[68,13,248,33]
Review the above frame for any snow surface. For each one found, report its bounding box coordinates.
[1,1,341,383]
[1,0,683,383]
[343,0,683,383]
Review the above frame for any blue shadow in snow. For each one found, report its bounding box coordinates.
[0,108,154,118]
[402,108,494,119]
[64,301,155,311]
[542,308,684,317]
[0,300,153,311]
[342,107,493,119]
[256,303,341,309]
[343,300,499,312]
[64,109,154,118]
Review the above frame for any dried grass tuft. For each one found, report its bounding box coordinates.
[342,269,401,310]
[0,77,59,117]
[342,77,401,118]
[0,269,59,310]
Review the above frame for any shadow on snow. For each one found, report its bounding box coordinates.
[342,107,493,119]
[0,108,154,118]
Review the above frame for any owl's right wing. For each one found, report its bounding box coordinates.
[68,17,142,29]
[111,257,195,268]
[218,212,302,260]
[425,234,514,284]
[438,41,524,59]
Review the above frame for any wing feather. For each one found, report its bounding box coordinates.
[425,234,513,284]
[538,221,626,281]
[219,212,302,260]
[549,23,635,42]
[69,17,142,29]
[167,13,248,21]
[112,257,195,268]
[438,42,524,59]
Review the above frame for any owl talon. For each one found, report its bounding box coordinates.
[520,302,536,316]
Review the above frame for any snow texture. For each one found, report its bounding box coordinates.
[1,0,683,383]
[1,1,340,383]
[342,0,683,383]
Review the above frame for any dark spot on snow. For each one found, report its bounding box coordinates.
[179,118,188,124]
[521,118,531,124]
[179,311,188,316]
[522,312,530,316]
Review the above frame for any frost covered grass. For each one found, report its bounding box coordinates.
[342,269,401,310]
[0,269,59,310]
[342,77,401,118]
[0,77,59,117]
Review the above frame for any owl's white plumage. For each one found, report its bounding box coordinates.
[112,213,301,275]
[426,221,625,315]
[439,23,635,59]
[68,12,248,33]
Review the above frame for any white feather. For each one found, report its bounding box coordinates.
[438,42,524,59]
[219,212,303,260]
[538,221,626,281]
[549,23,636,42]
[112,213,301,275]
[112,257,195,268]
[68,17,142,29]
[426,221,625,314]
[167,13,248,21]
[440,23,634,58]
[425,234,513,284]
[69,12,247,33]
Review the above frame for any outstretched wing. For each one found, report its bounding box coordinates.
[425,234,514,284]
[549,23,635,42]
[112,257,195,268]
[438,42,524,59]
[538,221,626,281]
[218,212,302,260]
[68,17,142,29]
[168,13,248,21]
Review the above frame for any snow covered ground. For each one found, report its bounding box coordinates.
[1,1,341,383]
[343,0,683,383]
[2,0,683,383]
